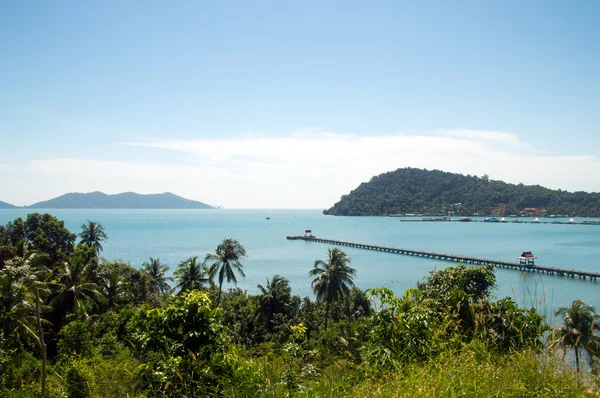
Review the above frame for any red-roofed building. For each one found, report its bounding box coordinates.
[520,207,546,216]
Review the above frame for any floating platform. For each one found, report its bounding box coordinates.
[286,236,600,281]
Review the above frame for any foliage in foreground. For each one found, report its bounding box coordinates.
[352,347,594,398]
[0,213,598,397]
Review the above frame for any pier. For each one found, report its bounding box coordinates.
[286,236,600,281]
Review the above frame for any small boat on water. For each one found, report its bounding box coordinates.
[266,217,270,220]
[483,217,499,222]
[459,217,472,222]
[532,218,540,223]
[500,217,507,223]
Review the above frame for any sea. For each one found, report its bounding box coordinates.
[1,209,599,325]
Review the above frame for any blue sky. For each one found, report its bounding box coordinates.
[1,1,599,208]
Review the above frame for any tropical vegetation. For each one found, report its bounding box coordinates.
[548,299,600,373]
[173,256,208,294]
[203,238,247,307]
[79,221,108,255]
[310,247,356,329]
[0,213,597,397]
[323,167,600,217]
[142,257,172,295]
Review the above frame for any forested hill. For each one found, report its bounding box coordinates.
[324,168,600,217]
[0,200,17,209]
[27,191,214,209]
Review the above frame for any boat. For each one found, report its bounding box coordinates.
[500,217,507,223]
[459,217,472,222]
[483,217,499,222]
[266,217,270,220]
[532,218,540,223]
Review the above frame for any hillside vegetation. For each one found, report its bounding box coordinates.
[324,168,600,217]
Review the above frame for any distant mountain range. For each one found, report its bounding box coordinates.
[0,200,17,209]
[0,192,214,209]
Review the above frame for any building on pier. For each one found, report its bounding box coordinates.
[518,251,536,266]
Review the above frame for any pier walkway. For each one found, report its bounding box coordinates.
[287,236,600,281]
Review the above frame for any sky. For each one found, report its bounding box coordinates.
[1,0,599,208]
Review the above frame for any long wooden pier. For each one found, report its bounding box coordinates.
[287,236,600,281]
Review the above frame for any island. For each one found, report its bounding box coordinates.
[0,200,17,209]
[324,167,600,217]
[22,191,214,209]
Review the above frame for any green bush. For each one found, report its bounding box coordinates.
[65,360,94,398]
[58,320,94,359]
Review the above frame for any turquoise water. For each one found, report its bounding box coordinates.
[1,209,599,325]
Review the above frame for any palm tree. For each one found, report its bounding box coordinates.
[142,257,172,295]
[257,275,291,330]
[173,256,208,294]
[48,256,102,324]
[548,299,600,373]
[79,221,108,255]
[309,247,356,329]
[0,255,51,349]
[204,238,247,307]
[100,270,127,311]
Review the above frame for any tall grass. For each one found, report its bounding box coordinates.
[315,349,592,397]
[251,345,594,397]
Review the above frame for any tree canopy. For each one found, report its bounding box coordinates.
[323,167,600,217]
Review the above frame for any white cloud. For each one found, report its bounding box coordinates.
[2,130,600,208]
[438,129,524,145]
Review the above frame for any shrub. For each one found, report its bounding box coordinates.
[58,320,94,359]
[65,360,93,398]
